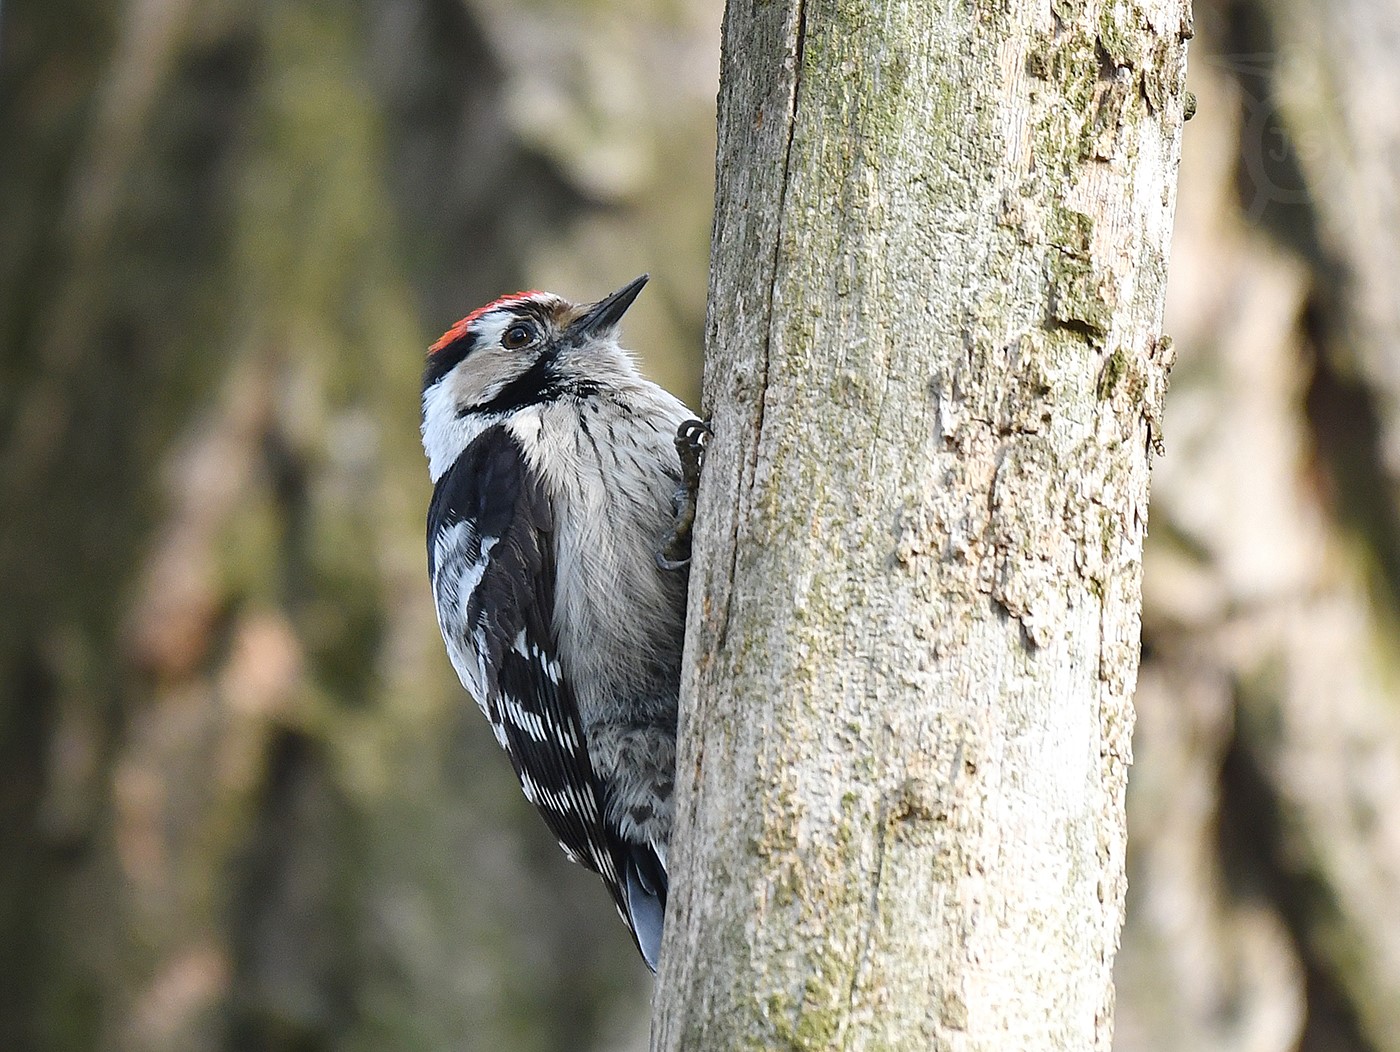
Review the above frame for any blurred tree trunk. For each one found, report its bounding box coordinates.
[0,0,714,1049]
[1115,1,1400,1050]
[653,0,1188,1047]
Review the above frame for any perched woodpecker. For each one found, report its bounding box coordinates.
[420,275,704,970]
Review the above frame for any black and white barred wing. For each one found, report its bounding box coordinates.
[428,429,627,903]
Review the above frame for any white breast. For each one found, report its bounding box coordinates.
[507,383,693,727]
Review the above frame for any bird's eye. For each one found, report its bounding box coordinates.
[502,323,536,349]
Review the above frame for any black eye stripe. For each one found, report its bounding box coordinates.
[423,338,470,390]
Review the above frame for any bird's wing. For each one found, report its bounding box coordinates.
[427,426,635,922]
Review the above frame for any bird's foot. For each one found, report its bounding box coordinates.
[656,419,712,571]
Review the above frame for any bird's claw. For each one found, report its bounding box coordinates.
[656,419,711,571]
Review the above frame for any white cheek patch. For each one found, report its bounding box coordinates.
[421,302,564,480]
[422,381,490,481]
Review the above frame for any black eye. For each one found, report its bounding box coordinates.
[502,323,536,349]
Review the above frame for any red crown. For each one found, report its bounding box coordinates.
[430,290,542,354]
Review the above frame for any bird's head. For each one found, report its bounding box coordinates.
[420,275,649,479]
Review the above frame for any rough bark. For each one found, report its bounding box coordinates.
[653,1,1189,1048]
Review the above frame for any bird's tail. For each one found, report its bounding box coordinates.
[623,844,668,972]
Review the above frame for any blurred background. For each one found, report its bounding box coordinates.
[2,0,1398,1050]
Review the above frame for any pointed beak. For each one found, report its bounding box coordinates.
[571,274,649,340]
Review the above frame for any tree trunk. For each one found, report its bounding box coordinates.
[653,0,1190,1047]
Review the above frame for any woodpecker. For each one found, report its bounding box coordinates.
[421,274,705,971]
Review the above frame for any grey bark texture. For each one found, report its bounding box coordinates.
[653,0,1190,1048]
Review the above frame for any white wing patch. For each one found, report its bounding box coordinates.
[516,763,599,819]
[512,628,561,685]
[502,691,548,742]
[432,522,497,712]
